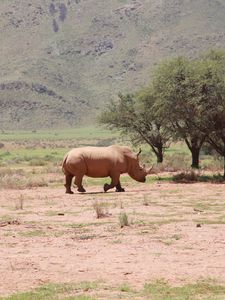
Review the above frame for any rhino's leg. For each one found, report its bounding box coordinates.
[65,174,74,194]
[115,181,125,192]
[74,174,86,193]
[104,173,120,192]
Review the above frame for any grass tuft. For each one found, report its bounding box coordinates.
[93,201,109,219]
[119,212,129,228]
[144,279,225,299]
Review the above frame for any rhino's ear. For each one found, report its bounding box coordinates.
[136,148,142,158]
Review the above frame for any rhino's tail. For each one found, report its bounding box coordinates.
[61,154,68,174]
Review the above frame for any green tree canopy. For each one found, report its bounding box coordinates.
[195,49,225,176]
[152,56,206,168]
[99,92,171,163]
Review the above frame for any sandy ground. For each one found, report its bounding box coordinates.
[0,181,225,296]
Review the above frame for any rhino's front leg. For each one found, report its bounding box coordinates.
[74,174,86,193]
[115,181,125,192]
[104,173,120,192]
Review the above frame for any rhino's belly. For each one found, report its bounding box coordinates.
[84,158,124,177]
[85,162,111,178]
[85,170,110,178]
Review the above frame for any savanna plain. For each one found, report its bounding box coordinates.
[0,127,225,300]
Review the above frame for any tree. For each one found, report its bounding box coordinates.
[152,56,206,168]
[99,91,171,163]
[195,49,225,177]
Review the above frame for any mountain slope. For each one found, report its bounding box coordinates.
[1,0,225,129]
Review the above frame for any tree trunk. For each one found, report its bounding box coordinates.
[223,144,225,179]
[191,147,200,169]
[156,147,163,163]
[223,155,225,179]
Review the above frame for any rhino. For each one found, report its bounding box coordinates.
[62,145,152,193]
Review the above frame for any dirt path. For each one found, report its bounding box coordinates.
[0,182,225,296]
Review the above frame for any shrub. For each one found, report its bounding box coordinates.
[172,171,199,183]
[0,171,48,189]
[211,174,225,183]
[28,159,47,166]
[93,201,108,218]
[119,212,129,228]
[15,195,24,210]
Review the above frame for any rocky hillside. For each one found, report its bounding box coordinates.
[1,0,225,129]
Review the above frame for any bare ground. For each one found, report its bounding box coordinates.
[0,181,225,296]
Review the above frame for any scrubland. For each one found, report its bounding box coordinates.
[0,128,225,299]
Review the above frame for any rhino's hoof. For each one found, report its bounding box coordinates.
[104,183,109,192]
[116,188,125,192]
[66,190,74,194]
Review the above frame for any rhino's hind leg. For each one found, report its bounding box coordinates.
[115,181,125,192]
[65,174,74,194]
[74,174,86,193]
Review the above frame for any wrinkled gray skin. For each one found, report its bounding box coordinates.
[62,145,152,193]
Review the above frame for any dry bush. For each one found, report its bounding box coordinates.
[15,195,24,210]
[0,168,25,177]
[25,178,48,188]
[43,165,62,174]
[28,159,47,166]
[172,171,199,183]
[0,172,48,189]
[143,195,150,206]
[93,201,109,218]
[201,158,223,172]
[203,173,225,183]
[119,212,129,228]
[155,154,190,173]
[173,170,225,183]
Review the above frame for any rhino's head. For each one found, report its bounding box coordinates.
[128,149,152,182]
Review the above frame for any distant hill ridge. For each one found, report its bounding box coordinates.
[1,0,225,129]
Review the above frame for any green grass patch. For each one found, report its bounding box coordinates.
[0,148,65,165]
[1,279,225,300]
[67,221,111,228]
[0,127,118,142]
[19,230,47,237]
[144,279,225,300]
[0,282,98,300]
[119,283,134,293]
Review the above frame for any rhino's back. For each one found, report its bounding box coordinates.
[65,146,127,177]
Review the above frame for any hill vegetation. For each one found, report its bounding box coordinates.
[1,0,225,129]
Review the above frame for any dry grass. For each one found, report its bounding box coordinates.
[15,195,24,210]
[172,171,225,183]
[93,201,109,219]
[0,171,48,190]
[119,212,129,228]
[172,170,200,183]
